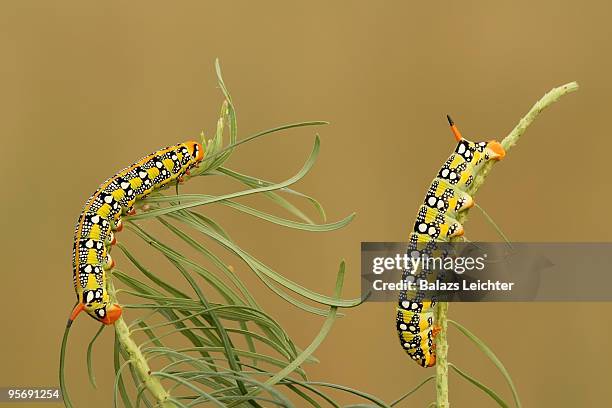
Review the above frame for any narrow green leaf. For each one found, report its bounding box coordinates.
[474,203,513,250]
[262,261,345,386]
[152,372,227,408]
[161,371,294,407]
[345,405,378,408]
[128,135,321,220]
[143,193,352,232]
[59,320,75,408]
[449,319,521,408]
[303,383,390,408]
[194,120,329,176]
[389,376,434,407]
[155,218,255,305]
[217,166,326,223]
[145,346,305,377]
[278,379,340,408]
[449,363,509,408]
[113,333,134,408]
[86,324,105,388]
[283,384,322,408]
[170,212,361,308]
[223,261,349,408]
[156,253,260,408]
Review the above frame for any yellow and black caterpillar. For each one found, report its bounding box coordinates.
[69,141,204,325]
[396,116,505,367]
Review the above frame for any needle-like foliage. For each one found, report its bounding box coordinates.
[60,60,397,408]
[59,61,574,408]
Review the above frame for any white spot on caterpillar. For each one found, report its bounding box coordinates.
[139,171,148,179]
[458,144,466,154]
[427,196,436,206]
[121,182,130,189]
[91,215,100,223]
[402,301,410,309]
[104,195,113,204]
[400,323,407,330]
[418,223,428,233]
[441,168,449,177]
[85,240,94,248]
[86,291,94,303]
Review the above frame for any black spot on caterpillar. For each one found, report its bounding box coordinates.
[69,141,204,325]
[396,116,505,367]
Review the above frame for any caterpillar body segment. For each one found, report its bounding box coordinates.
[70,141,204,325]
[396,117,505,367]
[424,178,474,214]
[413,205,465,240]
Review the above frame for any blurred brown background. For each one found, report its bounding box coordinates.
[0,1,610,407]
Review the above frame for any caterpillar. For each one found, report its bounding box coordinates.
[395,116,505,367]
[68,141,204,325]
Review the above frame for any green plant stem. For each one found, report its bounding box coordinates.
[109,276,175,407]
[114,317,174,407]
[434,81,579,407]
[434,301,449,408]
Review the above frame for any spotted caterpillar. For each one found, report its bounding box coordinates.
[69,141,204,325]
[395,116,505,367]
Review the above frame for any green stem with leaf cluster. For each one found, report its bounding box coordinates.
[435,81,579,407]
[114,317,173,407]
[60,60,369,408]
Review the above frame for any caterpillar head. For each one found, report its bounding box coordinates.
[454,139,505,162]
[69,291,123,326]
[447,115,505,161]
[182,141,205,163]
[88,302,123,325]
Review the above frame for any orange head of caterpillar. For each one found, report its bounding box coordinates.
[79,302,122,325]
[486,140,506,160]
[69,291,123,326]
[447,115,506,161]
[98,303,123,325]
[183,141,205,163]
